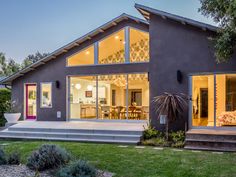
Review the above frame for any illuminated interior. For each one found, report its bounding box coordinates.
[67,45,94,66]
[130,28,149,62]
[99,30,125,64]
[26,85,37,119]
[67,27,149,66]
[192,74,236,127]
[40,83,52,108]
[69,73,149,120]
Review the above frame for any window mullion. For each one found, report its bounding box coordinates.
[94,42,99,65]
[125,27,130,63]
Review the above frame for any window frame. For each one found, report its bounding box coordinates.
[66,26,149,67]
[40,82,53,108]
[189,72,236,130]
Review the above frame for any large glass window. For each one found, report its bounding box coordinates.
[98,29,125,64]
[98,74,127,119]
[191,75,214,127]
[69,76,96,119]
[67,45,94,66]
[216,74,236,127]
[67,27,149,66]
[127,73,149,120]
[69,73,149,120]
[130,28,149,63]
[40,83,52,108]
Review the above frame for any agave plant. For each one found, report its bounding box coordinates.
[153,92,188,139]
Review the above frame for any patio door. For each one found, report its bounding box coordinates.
[25,84,37,120]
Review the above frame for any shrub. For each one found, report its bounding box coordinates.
[0,148,7,165]
[7,151,21,165]
[143,125,162,140]
[0,89,11,126]
[169,131,185,148]
[56,160,97,177]
[142,137,169,147]
[27,144,70,171]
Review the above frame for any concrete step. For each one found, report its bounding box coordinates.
[8,127,143,136]
[0,134,138,144]
[0,130,141,142]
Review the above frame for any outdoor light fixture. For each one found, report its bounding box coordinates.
[75,83,81,90]
[85,51,90,55]
[177,70,182,83]
[87,85,93,91]
[55,80,60,89]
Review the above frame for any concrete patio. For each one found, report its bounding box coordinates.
[0,120,147,144]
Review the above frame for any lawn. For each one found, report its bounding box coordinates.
[0,140,235,177]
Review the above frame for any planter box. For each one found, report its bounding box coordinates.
[4,113,21,123]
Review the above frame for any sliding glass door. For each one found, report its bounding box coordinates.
[190,73,236,129]
[69,73,149,120]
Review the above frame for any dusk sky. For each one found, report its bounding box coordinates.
[0,0,216,62]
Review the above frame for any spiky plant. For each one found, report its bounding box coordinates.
[153,93,188,139]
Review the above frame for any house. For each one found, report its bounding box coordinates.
[1,4,236,150]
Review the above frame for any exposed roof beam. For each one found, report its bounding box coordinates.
[181,21,186,25]
[112,22,117,26]
[161,15,166,19]
[62,49,68,53]
[73,42,80,46]
[99,28,104,33]
[86,36,92,40]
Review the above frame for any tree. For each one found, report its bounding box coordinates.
[199,0,236,63]
[21,51,48,69]
[153,93,188,139]
[0,53,20,77]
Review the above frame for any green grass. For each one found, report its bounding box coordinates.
[0,140,236,177]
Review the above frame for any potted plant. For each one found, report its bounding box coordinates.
[4,100,21,123]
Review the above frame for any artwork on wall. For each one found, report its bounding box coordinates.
[85,91,92,98]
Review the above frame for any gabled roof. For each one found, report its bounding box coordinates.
[135,3,218,32]
[1,13,148,85]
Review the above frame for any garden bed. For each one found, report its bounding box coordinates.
[0,165,114,177]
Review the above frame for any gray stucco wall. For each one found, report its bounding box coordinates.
[149,14,236,130]
[11,20,149,121]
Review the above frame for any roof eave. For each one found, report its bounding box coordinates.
[1,13,149,85]
[135,3,218,32]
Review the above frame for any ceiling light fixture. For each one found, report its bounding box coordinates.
[75,83,81,90]
[87,85,93,91]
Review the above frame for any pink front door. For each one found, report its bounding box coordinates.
[25,84,37,120]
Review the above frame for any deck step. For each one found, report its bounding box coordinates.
[185,130,236,152]
[184,145,236,152]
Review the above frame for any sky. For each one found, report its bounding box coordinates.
[0,0,216,62]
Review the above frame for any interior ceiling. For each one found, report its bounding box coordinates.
[70,73,148,83]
